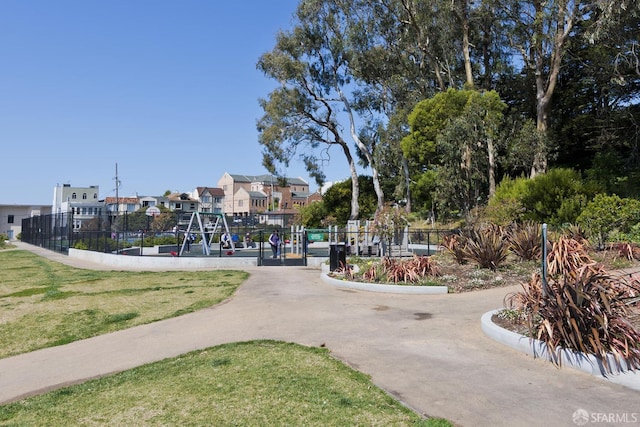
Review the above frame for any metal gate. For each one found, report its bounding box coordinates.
[258,230,308,266]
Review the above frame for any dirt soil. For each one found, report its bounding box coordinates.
[433,252,536,294]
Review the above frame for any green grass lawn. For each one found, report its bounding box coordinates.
[0,341,451,426]
[0,249,453,426]
[0,250,247,358]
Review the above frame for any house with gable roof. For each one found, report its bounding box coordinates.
[217,173,318,218]
[191,187,225,214]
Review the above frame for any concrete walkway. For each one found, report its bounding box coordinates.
[1,243,638,426]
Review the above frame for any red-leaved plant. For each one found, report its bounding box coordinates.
[506,236,640,374]
[362,255,440,284]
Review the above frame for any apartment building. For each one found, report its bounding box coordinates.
[217,173,317,217]
[52,184,104,230]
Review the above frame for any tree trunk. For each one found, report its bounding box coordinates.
[458,0,474,88]
[487,136,496,197]
[402,156,412,213]
[529,0,576,177]
[530,95,549,177]
[337,137,360,220]
[339,87,385,214]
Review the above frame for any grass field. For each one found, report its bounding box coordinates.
[0,341,451,426]
[0,249,453,426]
[0,250,247,358]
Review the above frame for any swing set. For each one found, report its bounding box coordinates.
[179,212,234,256]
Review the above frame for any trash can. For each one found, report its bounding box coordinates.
[329,243,346,271]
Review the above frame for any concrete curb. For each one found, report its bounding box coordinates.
[69,248,328,270]
[320,271,448,294]
[481,308,640,391]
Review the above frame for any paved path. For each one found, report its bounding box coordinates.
[1,243,638,426]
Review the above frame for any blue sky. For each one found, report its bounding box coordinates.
[0,0,350,205]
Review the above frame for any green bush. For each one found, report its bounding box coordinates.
[297,201,327,228]
[73,240,89,250]
[577,193,640,248]
[609,223,640,244]
[486,168,596,226]
[73,238,130,252]
[484,175,529,225]
[521,168,592,225]
[131,235,179,247]
[153,236,179,246]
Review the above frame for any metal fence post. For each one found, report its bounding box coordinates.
[541,223,548,297]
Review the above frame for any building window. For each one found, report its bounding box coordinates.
[8,215,14,224]
[202,196,210,203]
[238,200,243,207]
[127,204,136,212]
[175,203,182,210]
[72,193,77,199]
[93,193,97,199]
[82,193,87,199]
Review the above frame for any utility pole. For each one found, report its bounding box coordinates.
[114,163,121,249]
[115,163,119,214]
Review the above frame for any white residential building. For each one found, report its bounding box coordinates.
[0,204,52,240]
[52,184,103,231]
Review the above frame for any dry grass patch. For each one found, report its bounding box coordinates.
[0,250,247,358]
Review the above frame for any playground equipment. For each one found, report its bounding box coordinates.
[179,212,234,256]
[327,220,412,257]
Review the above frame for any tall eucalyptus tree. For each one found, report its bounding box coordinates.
[257,0,386,220]
[499,0,584,177]
[332,0,467,212]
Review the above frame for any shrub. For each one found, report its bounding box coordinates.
[73,237,130,252]
[606,242,640,262]
[560,223,589,242]
[577,193,640,249]
[462,224,509,271]
[441,232,468,265]
[73,240,89,250]
[487,169,596,226]
[521,168,592,225]
[153,235,179,246]
[609,223,640,245]
[348,255,441,285]
[506,236,640,374]
[507,222,542,261]
[484,176,529,225]
[545,236,595,277]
